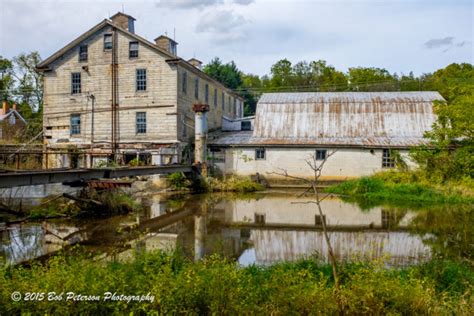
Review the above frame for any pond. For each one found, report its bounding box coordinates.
[1,190,472,266]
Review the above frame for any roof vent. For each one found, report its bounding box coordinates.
[188,58,202,69]
[110,12,136,33]
[154,35,178,55]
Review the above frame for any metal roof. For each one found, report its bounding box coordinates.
[210,92,443,148]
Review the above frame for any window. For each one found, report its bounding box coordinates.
[70,114,81,135]
[205,84,209,103]
[194,78,199,99]
[221,92,225,110]
[129,41,138,58]
[228,96,231,112]
[182,72,187,94]
[382,149,395,168]
[103,34,112,50]
[233,98,237,115]
[213,88,217,107]
[79,45,88,62]
[315,215,326,227]
[254,213,266,225]
[71,72,81,94]
[316,149,327,160]
[136,112,146,134]
[241,121,251,131]
[136,69,147,91]
[255,148,265,160]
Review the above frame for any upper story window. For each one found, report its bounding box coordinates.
[228,96,231,112]
[382,149,395,168]
[214,88,218,108]
[136,69,147,91]
[316,149,327,160]
[136,112,147,134]
[182,72,187,94]
[79,45,88,62]
[194,78,199,99]
[129,41,139,58]
[233,98,237,115]
[71,72,81,94]
[70,114,81,135]
[205,84,209,104]
[104,34,112,51]
[221,92,225,110]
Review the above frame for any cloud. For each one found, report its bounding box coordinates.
[155,0,223,9]
[155,0,253,9]
[423,37,454,49]
[196,10,248,33]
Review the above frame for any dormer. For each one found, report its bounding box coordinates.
[154,35,178,55]
[188,58,203,69]
[110,12,136,33]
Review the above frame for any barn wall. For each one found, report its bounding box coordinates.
[222,147,415,179]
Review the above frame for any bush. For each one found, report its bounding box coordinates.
[167,172,189,190]
[208,176,265,193]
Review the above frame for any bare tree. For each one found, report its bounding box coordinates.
[269,150,343,311]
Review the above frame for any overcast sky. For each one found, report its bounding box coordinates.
[0,0,472,76]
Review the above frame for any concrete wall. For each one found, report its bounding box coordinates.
[222,147,415,180]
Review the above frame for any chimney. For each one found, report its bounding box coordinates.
[2,101,8,115]
[110,12,136,33]
[188,58,203,70]
[154,35,178,55]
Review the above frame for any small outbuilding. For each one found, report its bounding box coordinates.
[209,92,443,181]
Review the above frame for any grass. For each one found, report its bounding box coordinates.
[0,250,472,314]
[208,176,265,193]
[326,170,474,208]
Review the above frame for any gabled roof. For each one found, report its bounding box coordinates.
[0,110,27,125]
[37,19,175,69]
[36,18,243,100]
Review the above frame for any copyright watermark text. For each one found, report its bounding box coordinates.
[11,291,155,303]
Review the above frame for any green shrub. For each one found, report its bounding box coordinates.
[167,172,189,190]
[208,176,265,193]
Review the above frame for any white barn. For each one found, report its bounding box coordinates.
[209,92,443,181]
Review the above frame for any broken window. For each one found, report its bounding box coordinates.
[315,214,326,227]
[136,112,146,134]
[79,45,88,62]
[103,34,112,50]
[136,69,147,91]
[316,149,327,160]
[71,72,81,94]
[182,72,187,94]
[129,41,138,58]
[255,148,265,160]
[241,121,251,131]
[254,213,266,225]
[194,78,199,99]
[70,114,81,135]
[382,149,395,168]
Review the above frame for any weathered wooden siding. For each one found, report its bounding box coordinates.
[176,65,240,141]
[43,25,178,147]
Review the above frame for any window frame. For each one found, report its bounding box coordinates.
[70,114,81,135]
[255,147,266,160]
[213,88,218,108]
[316,149,327,161]
[182,72,187,94]
[136,69,147,91]
[221,92,225,110]
[194,78,199,99]
[103,34,112,51]
[136,112,147,134]
[129,41,139,58]
[382,149,395,168]
[78,44,88,62]
[205,84,209,104]
[71,72,81,94]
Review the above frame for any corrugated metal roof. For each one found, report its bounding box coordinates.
[210,92,443,148]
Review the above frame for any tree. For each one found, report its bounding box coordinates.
[203,57,243,89]
[13,52,43,113]
[347,67,397,91]
[269,59,293,89]
[0,56,14,101]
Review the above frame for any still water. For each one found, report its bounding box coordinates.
[1,191,472,266]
